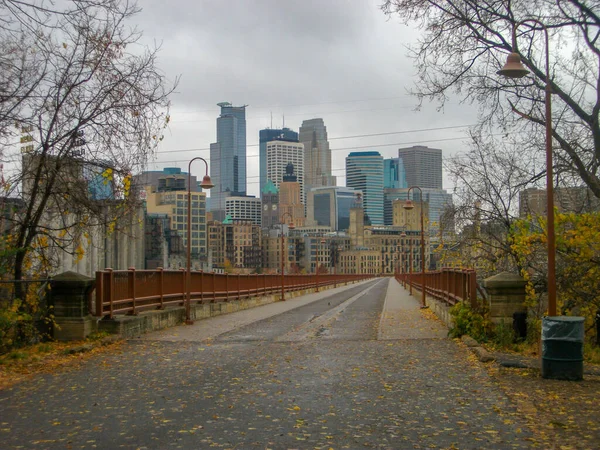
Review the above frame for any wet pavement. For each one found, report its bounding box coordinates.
[0,278,538,449]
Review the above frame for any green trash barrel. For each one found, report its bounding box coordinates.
[541,316,584,380]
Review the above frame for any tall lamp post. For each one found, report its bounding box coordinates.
[397,235,404,286]
[280,212,295,301]
[497,20,556,317]
[316,238,326,292]
[401,231,410,291]
[403,187,427,308]
[186,157,213,325]
[333,245,342,288]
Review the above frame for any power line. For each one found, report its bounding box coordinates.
[149,135,478,167]
[154,124,474,155]
[328,124,476,141]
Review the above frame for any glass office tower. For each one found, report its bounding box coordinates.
[384,157,407,189]
[308,186,360,231]
[345,151,384,225]
[210,102,247,218]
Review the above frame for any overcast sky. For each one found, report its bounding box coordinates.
[135,0,479,196]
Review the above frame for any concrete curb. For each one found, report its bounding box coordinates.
[461,335,495,363]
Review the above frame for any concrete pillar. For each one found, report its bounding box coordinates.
[50,271,96,341]
[483,272,527,324]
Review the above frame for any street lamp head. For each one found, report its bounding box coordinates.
[200,174,214,189]
[497,52,530,78]
[403,199,415,210]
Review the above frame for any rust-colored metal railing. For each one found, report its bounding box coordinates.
[94,269,373,318]
[395,268,479,309]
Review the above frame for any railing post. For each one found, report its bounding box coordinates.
[107,268,114,319]
[448,270,458,304]
[180,268,186,306]
[212,272,216,302]
[127,267,137,315]
[445,269,450,304]
[200,270,204,303]
[469,270,477,309]
[158,267,164,310]
[95,271,103,317]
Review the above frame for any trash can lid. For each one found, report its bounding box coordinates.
[542,316,585,342]
[544,316,584,323]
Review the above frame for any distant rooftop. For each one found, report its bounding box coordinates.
[348,151,382,157]
[262,179,279,195]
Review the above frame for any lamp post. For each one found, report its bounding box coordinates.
[334,245,341,288]
[186,157,213,325]
[401,231,410,291]
[497,20,556,316]
[316,238,326,292]
[280,212,295,301]
[398,234,405,286]
[403,187,426,308]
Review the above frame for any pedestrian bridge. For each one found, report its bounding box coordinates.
[93,268,478,320]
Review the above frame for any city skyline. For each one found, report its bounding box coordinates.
[130,1,477,196]
[198,103,456,205]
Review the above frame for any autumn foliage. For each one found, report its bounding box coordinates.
[511,212,600,334]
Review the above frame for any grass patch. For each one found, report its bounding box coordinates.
[584,343,600,364]
[86,331,110,342]
[0,334,122,390]
[7,351,28,360]
[35,343,53,354]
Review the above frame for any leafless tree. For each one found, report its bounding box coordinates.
[441,131,541,278]
[381,0,600,197]
[0,1,123,138]
[0,1,176,296]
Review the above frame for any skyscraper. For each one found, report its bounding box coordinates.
[266,140,304,205]
[299,118,336,200]
[259,127,298,195]
[383,157,407,189]
[261,180,279,229]
[306,186,360,231]
[279,163,305,227]
[346,151,384,225]
[384,187,454,234]
[210,102,247,220]
[225,196,262,226]
[397,145,442,189]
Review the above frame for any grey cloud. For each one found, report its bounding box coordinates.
[132,0,475,194]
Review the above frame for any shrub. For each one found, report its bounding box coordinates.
[492,320,517,348]
[0,301,35,354]
[448,301,490,342]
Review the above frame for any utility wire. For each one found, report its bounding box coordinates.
[148,135,485,167]
[154,124,474,155]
